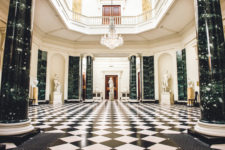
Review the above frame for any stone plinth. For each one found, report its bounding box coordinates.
[51,92,62,105]
[161,92,173,105]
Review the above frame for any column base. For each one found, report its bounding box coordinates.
[0,128,40,146]
[0,120,34,136]
[128,99,139,103]
[83,99,94,103]
[194,121,225,137]
[188,128,225,144]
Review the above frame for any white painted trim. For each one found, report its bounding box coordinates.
[84,99,94,102]
[0,120,34,136]
[195,121,225,137]
[128,99,139,103]
[142,99,156,102]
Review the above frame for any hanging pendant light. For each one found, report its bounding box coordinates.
[100,0,123,49]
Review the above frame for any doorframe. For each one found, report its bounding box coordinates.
[102,71,123,100]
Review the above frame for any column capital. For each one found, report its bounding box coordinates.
[128,54,138,60]
[83,53,95,60]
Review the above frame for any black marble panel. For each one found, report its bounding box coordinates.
[68,56,80,99]
[0,0,32,123]
[196,0,225,123]
[176,49,187,101]
[37,50,47,100]
[130,56,137,100]
[86,56,93,99]
[143,56,154,99]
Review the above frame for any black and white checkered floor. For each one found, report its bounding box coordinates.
[3,101,225,150]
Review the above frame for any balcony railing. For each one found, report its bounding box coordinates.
[51,0,174,34]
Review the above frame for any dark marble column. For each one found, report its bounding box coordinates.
[176,49,187,101]
[194,0,225,137]
[143,56,154,100]
[68,56,80,99]
[129,56,137,100]
[37,50,47,100]
[79,55,83,100]
[0,0,33,124]
[86,56,93,100]
[140,55,143,100]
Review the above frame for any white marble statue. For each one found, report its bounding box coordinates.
[108,77,114,100]
[54,74,61,93]
[33,80,38,87]
[188,79,194,88]
[162,71,170,93]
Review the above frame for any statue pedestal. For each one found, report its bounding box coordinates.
[187,87,194,106]
[32,87,38,105]
[51,92,62,105]
[109,92,114,101]
[161,92,173,105]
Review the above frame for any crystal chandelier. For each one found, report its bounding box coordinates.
[100,1,123,49]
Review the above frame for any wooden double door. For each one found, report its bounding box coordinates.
[105,75,118,99]
[102,5,121,24]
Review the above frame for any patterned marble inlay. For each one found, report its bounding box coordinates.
[176,49,187,101]
[5,101,225,150]
[68,56,80,99]
[143,56,154,99]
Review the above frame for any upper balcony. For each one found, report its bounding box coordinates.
[49,0,175,35]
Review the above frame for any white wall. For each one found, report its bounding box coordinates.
[82,0,101,16]
[93,57,129,99]
[180,21,200,101]
[123,0,142,16]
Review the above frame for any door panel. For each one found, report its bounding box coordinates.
[102,5,121,24]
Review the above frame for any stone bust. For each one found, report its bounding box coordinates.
[32,79,38,87]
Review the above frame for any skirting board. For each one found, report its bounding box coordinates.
[188,129,225,144]
[142,99,156,102]
[83,99,94,103]
[64,99,80,103]
[128,99,139,103]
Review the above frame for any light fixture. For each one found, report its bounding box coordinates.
[100,0,123,49]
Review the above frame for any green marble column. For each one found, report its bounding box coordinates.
[37,50,47,100]
[79,56,83,100]
[0,0,33,123]
[68,56,80,99]
[86,56,93,100]
[129,56,137,100]
[176,49,187,101]
[143,56,154,99]
[194,0,225,136]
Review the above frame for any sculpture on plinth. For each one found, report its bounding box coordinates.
[51,74,62,104]
[162,70,170,93]
[108,77,114,100]
[54,74,61,94]
[32,79,39,105]
[161,71,173,105]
